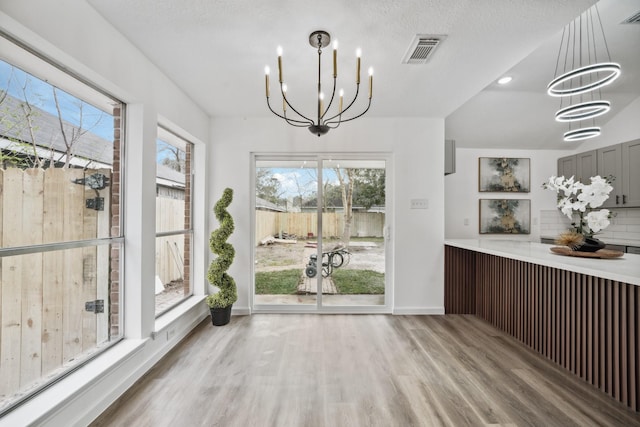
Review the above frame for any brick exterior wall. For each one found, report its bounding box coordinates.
[109,105,121,338]
[183,143,192,295]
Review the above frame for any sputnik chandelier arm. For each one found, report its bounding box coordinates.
[264,30,373,137]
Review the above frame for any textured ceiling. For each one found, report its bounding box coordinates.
[88,0,640,149]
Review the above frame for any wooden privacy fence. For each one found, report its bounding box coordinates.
[156,197,186,285]
[256,211,385,243]
[0,167,111,400]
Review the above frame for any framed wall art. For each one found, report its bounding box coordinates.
[478,157,530,192]
[479,199,531,234]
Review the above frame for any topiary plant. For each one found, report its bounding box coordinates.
[205,188,237,309]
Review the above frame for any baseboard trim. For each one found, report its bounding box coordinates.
[393,307,445,315]
[231,306,251,316]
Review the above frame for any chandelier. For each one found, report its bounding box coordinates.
[547,4,621,142]
[264,30,373,137]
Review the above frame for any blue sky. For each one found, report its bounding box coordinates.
[1,60,176,164]
[0,60,114,141]
[261,166,342,199]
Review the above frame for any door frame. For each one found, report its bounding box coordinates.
[250,152,393,314]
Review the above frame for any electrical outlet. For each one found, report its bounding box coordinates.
[410,198,429,209]
[464,218,469,226]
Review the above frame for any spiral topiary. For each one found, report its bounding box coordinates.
[205,188,237,309]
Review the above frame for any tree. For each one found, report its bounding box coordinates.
[334,168,356,244]
[255,168,283,204]
[157,140,186,172]
[0,70,48,167]
[352,169,385,209]
[0,63,107,169]
[333,168,385,245]
[52,87,105,168]
[206,188,237,315]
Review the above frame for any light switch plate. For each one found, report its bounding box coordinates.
[410,198,429,209]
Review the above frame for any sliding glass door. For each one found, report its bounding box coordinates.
[253,155,389,312]
[254,158,318,307]
[319,159,386,308]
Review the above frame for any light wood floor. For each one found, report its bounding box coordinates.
[91,315,640,427]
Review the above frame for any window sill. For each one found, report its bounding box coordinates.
[153,294,207,336]
[1,339,146,426]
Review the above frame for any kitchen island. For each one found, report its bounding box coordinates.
[445,239,639,411]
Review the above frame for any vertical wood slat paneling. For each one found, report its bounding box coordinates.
[444,246,639,412]
[444,246,475,314]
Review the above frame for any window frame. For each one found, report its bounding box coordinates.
[154,124,194,317]
[0,32,126,416]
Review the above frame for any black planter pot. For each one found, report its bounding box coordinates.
[210,305,232,326]
[575,237,606,252]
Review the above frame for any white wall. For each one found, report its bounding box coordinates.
[0,2,211,426]
[210,117,446,315]
[445,148,572,240]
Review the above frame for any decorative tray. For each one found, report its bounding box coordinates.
[550,246,624,259]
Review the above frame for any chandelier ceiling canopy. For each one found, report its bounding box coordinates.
[265,30,373,137]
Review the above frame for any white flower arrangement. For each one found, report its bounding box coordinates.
[543,175,614,248]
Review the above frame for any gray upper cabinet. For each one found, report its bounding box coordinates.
[559,139,640,208]
[444,139,456,175]
[597,144,623,208]
[558,150,597,183]
[557,155,576,180]
[596,139,640,208]
[621,139,640,207]
[576,150,597,183]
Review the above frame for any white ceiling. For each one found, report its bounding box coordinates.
[88,0,640,150]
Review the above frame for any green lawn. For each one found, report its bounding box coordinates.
[332,269,385,294]
[255,268,384,295]
[255,269,301,294]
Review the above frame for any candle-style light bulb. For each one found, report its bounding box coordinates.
[333,40,338,78]
[339,89,344,113]
[356,48,362,84]
[264,66,270,98]
[319,92,325,115]
[368,67,373,99]
[282,83,287,111]
[277,46,283,83]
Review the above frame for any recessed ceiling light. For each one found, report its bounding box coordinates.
[497,76,513,85]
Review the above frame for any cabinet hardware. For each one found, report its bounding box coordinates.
[616,195,620,204]
[623,195,627,204]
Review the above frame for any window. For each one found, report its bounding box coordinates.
[155,126,193,316]
[0,47,124,413]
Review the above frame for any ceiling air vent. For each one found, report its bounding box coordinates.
[402,34,446,64]
[622,10,640,24]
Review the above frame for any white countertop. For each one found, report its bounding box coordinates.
[445,239,640,286]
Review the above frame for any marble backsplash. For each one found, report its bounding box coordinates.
[540,208,640,245]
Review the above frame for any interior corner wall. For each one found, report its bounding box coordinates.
[209,117,446,314]
[445,148,572,241]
